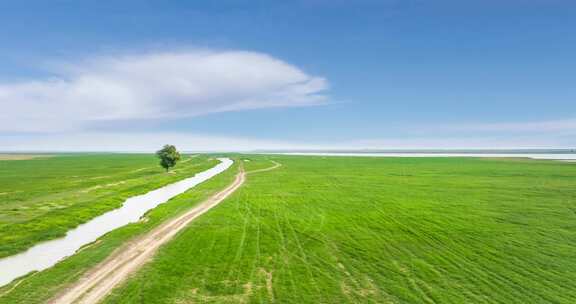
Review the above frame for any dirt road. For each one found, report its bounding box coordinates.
[49,166,246,304]
[246,160,282,174]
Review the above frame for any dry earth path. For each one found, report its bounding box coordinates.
[49,165,246,304]
[49,159,282,304]
[246,160,282,174]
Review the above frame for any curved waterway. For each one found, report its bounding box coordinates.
[0,158,233,287]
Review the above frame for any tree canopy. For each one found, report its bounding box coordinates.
[156,144,181,172]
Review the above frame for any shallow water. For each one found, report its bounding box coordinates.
[278,152,576,160]
[0,158,233,287]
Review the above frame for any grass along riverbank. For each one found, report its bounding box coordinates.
[0,154,217,258]
[0,158,239,303]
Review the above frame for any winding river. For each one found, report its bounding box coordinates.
[0,158,233,287]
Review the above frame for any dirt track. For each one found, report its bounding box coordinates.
[247,160,281,174]
[49,165,246,304]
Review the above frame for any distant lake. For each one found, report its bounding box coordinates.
[274,152,576,161]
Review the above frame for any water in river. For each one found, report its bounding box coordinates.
[0,158,233,287]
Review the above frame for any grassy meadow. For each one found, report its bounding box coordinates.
[0,156,239,303]
[99,155,576,303]
[0,154,218,257]
[1,155,575,303]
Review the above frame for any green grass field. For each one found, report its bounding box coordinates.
[0,156,239,303]
[100,155,576,303]
[1,155,575,303]
[0,154,217,257]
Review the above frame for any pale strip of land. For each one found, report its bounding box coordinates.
[0,154,51,160]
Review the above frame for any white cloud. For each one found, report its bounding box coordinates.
[0,50,328,132]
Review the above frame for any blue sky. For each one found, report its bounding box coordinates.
[1,0,575,151]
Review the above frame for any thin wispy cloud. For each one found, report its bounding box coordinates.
[0,50,328,132]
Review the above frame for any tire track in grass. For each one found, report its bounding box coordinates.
[244,160,282,302]
[370,210,477,302]
[250,205,262,300]
[236,199,255,297]
[334,197,481,303]
[271,200,298,302]
[329,213,394,303]
[226,207,249,292]
[372,203,551,303]
[381,212,521,303]
[282,196,330,303]
[385,189,573,302]
[370,207,485,286]
[217,160,282,301]
[249,160,327,302]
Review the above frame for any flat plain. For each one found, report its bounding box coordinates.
[102,155,576,303]
[1,155,575,303]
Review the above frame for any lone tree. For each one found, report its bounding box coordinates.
[156,144,181,172]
